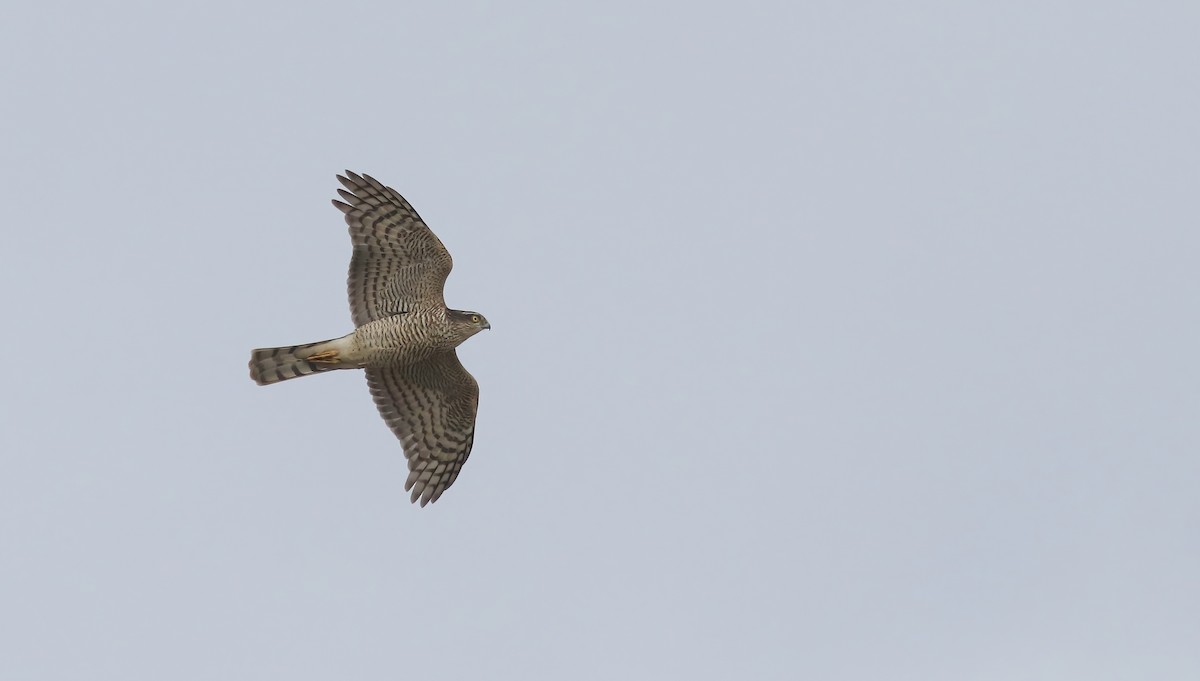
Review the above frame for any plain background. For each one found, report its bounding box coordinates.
[2,2,1197,679]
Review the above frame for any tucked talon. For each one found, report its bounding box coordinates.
[306,349,340,363]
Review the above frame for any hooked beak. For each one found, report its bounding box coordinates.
[483,321,491,330]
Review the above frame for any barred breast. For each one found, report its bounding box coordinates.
[348,309,453,368]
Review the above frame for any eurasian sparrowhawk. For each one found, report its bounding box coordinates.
[249,171,490,506]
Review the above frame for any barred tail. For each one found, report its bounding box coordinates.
[249,338,347,386]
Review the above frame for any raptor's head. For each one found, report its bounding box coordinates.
[448,309,491,340]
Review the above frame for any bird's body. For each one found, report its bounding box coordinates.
[249,171,490,506]
[249,309,460,382]
[352,309,462,363]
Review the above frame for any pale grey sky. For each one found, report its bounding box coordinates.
[2,2,1198,679]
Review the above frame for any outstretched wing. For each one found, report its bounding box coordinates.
[332,171,454,327]
[365,351,480,506]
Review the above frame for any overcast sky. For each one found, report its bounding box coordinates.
[2,2,1198,680]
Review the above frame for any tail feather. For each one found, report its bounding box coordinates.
[249,339,345,386]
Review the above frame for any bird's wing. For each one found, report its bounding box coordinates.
[332,171,454,327]
[365,351,480,506]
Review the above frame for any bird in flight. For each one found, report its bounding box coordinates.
[249,171,490,506]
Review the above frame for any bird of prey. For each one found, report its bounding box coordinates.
[249,171,490,506]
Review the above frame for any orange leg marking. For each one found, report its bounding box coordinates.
[306,350,340,364]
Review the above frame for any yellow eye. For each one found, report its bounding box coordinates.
[471,314,480,323]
